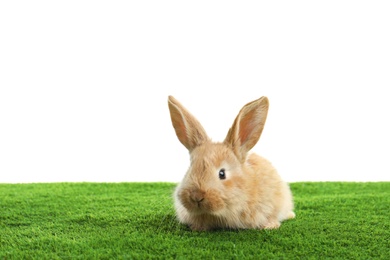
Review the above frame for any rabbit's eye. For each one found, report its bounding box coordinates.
[219,169,226,180]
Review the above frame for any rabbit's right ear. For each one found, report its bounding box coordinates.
[168,96,209,151]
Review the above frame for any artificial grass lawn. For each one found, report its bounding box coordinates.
[0,182,389,259]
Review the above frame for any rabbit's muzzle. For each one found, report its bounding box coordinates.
[179,188,225,214]
[190,189,205,205]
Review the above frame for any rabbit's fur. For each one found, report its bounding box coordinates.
[168,96,295,231]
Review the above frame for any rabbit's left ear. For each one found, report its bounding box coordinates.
[168,96,209,151]
[224,97,269,161]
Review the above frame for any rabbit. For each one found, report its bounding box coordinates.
[167,95,295,231]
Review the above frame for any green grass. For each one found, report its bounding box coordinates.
[0,182,389,259]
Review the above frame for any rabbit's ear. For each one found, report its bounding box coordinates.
[224,97,269,161]
[168,96,209,151]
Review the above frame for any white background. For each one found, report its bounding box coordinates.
[1,1,389,183]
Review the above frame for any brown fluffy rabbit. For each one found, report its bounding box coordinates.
[168,96,295,231]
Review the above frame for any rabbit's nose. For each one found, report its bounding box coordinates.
[190,190,205,203]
